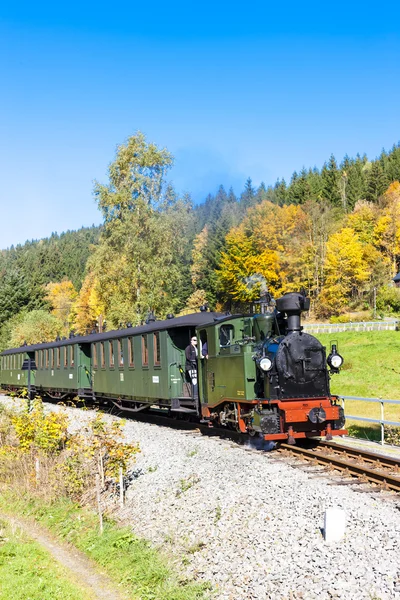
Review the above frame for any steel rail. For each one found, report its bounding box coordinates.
[278,443,400,492]
[317,441,400,469]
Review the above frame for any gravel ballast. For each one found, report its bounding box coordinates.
[2,396,400,600]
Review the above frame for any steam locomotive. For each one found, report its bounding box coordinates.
[0,292,346,444]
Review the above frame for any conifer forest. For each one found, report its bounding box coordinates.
[2,132,400,350]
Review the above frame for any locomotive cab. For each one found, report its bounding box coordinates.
[199,292,347,443]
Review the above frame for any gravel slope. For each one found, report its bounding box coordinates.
[2,397,400,600]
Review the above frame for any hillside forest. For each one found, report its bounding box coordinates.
[2,132,400,350]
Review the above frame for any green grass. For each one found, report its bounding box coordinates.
[316,330,400,441]
[0,493,209,600]
[0,517,94,600]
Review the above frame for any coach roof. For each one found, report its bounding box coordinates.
[0,311,228,355]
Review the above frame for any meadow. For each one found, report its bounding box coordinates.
[316,330,400,441]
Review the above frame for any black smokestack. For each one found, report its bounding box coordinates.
[276,292,310,333]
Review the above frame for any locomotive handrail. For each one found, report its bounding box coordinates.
[340,395,400,446]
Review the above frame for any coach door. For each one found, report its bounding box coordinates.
[198,329,209,405]
[78,344,92,393]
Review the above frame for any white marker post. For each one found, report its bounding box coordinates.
[324,508,346,542]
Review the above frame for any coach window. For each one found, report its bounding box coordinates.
[56,347,60,369]
[153,332,161,367]
[118,340,124,368]
[109,341,115,368]
[70,346,75,368]
[46,350,49,369]
[100,342,105,369]
[63,347,67,368]
[128,337,134,368]
[219,324,234,348]
[141,335,148,367]
[92,344,98,370]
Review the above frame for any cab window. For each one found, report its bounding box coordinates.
[219,324,234,348]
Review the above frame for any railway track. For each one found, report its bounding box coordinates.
[3,394,400,493]
[111,407,400,492]
[278,441,400,492]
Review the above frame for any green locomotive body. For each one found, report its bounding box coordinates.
[0,294,347,443]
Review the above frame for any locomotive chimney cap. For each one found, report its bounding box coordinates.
[276,292,310,314]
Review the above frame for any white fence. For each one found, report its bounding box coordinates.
[304,320,398,334]
[341,396,400,445]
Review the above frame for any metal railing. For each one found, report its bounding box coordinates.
[341,396,400,445]
[303,320,398,333]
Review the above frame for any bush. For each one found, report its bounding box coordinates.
[384,426,400,446]
[329,315,351,324]
[0,399,139,500]
[376,285,400,314]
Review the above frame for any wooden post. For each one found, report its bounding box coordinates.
[119,467,124,508]
[35,457,40,484]
[95,474,103,534]
[99,453,105,488]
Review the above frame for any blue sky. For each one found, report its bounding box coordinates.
[1,1,400,249]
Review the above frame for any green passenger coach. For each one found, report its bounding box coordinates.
[0,312,220,413]
[0,293,347,444]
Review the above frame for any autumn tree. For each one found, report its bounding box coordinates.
[91,132,192,326]
[10,310,63,347]
[318,228,370,316]
[373,181,400,276]
[72,271,105,334]
[45,280,78,333]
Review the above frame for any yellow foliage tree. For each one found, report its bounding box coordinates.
[191,226,209,288]
[318,227,370,316]
[72,271,105,335]
[374,181,400,276]
[217,222,281,302]
[217,201,314,303]
[45,280,77,334]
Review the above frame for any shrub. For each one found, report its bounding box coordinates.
[0,400,139,501]
[384,426,400,446]
[376,285,400,314]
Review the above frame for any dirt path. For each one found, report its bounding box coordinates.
[1,512,128,600]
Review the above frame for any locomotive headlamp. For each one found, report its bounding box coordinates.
[259,357,273,372]
[330,354,343,369]
[327,343,343,371]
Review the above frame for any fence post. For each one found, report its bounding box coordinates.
[96,474,103,534]
[35,457,40,484]
[380,400,385,446]
[119,466,124,508]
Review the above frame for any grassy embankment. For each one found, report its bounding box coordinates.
[0,400,208,600]
[0,493,207,600]
[0,515,94,600]
[316,330,400,441]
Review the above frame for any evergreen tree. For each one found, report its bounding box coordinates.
[321,154,341,206]
[345,156,366,209]
[227,187,237,204]
[386,143,400,182]
[274,178,288,205]
[0,270,31,323]
[240,177,256,209]
[288,168,311,204]
[256,182,267,203]
[365,161,388,202]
